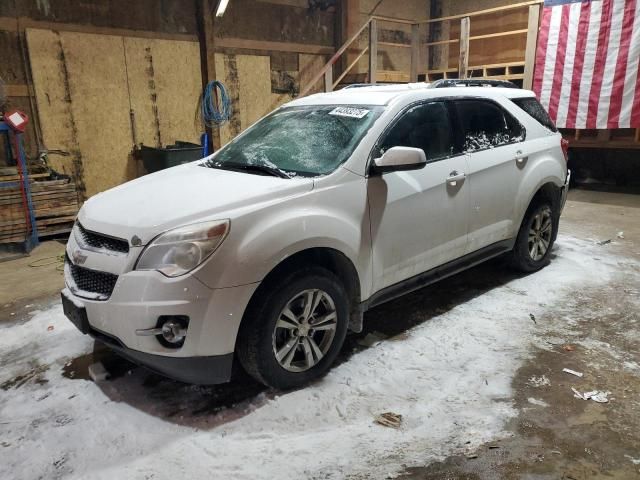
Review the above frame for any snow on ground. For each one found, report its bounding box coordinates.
[0,235,623,480]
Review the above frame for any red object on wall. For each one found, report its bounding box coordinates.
[3,110,29,132]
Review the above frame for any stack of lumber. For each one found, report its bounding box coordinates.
[0,167,79,244]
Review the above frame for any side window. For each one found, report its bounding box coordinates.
[379,102,456,162]
[512,97,557,132]
[454,100,524,153]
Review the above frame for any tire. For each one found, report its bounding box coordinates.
[236,267,349,389]
[510,200,557,273]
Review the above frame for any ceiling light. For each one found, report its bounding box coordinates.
[216,0,230,17]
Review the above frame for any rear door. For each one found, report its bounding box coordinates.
[452,99,526,254]
[367,101,470,291]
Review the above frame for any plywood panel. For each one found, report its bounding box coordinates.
[123,37,201,149]
[59,31,133,198]
[25,28,80,186]
[237,55,272,132]
[28,28,202,197]
[214,53,274,146]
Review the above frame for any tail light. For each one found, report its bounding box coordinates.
[560,138,569,162]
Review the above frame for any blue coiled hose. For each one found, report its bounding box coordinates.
[201,80,232,126]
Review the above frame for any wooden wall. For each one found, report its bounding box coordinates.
[429,0,528,71]
[0,0,337,197]
[352,0,429,76]
[26,29,202,198]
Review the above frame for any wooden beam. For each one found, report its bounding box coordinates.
[425,29,528,48]
[369,18,378,84]
[425,38,459,47]
[378,41,411,48]
[0,16,17,31]
[597,129,611,142]
[0,16,333,56]
[341,0,360,74]
[371,15,418,25]
[410,23,420,82]
[523,4,541,90]
[470,29,528,41]
[458,17,470,79]
[324,66,333,92]
[299,18,371,97]
[198,0,221,151]
[333,46,368,88]
[419,1,543,25]
[4,84,30,97]
[215,38,334,55]
[1,16,197,42]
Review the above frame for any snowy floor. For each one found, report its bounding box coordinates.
[0,235,625,480]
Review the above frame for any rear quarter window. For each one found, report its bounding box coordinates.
[512,97,557,132]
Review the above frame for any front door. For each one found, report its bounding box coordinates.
[368,101,470,292]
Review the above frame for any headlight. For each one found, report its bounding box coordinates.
[135,220,229,277]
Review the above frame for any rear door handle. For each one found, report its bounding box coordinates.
[515,150,528,166]
[447,170,466,187]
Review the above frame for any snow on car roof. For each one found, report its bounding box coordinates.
[287,83,535,108]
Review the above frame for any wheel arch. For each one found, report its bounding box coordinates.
[519,180,563,241]
[237,247,363,347]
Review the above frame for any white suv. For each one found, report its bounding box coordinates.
[62,81,570,389]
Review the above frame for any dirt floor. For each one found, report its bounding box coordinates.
[0,188,638,479]
[399,189,640,480]
[0,239,65,319]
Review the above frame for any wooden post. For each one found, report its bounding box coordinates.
[340,0,361,76]
[410,23,420,82]
[197,0,221,151]
[369,18,378,84]
[325,65,333,92]
[523,4,541,90]
[458,16,470,79]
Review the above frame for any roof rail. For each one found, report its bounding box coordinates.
[429,79,519,89]
[341,83,393,89]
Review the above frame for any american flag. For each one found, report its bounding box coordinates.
[533,0,640,129]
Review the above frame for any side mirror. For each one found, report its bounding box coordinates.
[372,146,427,174]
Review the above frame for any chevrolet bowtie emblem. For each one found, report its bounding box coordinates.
[72,250,88,265]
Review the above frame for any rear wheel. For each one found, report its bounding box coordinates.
[236,268,349,389]
[511,201,556,273]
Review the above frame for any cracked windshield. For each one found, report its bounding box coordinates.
[205,105,383,177]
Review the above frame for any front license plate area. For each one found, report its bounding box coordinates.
[61,292,90,334]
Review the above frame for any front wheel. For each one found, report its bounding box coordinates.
[510,202,556,273]
[236,268,349,389]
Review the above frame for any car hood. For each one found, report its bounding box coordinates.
[78,163,314,244]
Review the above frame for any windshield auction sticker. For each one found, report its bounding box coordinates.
[329,107,370,119]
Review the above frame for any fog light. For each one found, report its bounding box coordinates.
[135,315,189,349]
[161,321,187,344]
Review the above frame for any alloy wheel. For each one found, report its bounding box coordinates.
[272,289,338,372]
[528,206,553,261]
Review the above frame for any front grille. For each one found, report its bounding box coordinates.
[65,255,118,300]
[76,222,129,254]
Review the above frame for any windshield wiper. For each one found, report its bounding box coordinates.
[206,161,291,179]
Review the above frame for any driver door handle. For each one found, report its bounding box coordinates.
[447,170,466,187]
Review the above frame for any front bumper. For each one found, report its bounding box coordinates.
[62,290,234,384]
[62,230,260,384]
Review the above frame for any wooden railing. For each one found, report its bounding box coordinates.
[298,0,543,97]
